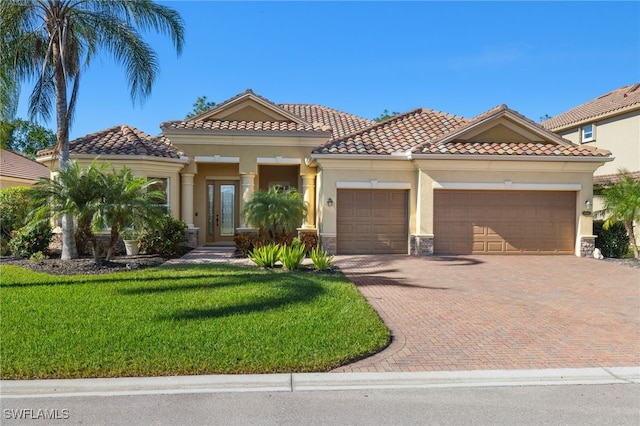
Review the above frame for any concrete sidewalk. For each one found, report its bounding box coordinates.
[2,367,639,398]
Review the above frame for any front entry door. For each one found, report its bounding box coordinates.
[206,180,239,244]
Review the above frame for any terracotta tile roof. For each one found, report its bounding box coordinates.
[416,141,611,157]
[162,89,374,140]
[542,83,640,130]
[279,104,375,139]
[593,170,640,186]
[312,108,468,154]
[38,125,183,158]
[161,119,325,133]
[1,149,50,181]
[313,104,611,159]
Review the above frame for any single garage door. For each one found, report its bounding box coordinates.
[434,190,576,255]
[337,189,408,254]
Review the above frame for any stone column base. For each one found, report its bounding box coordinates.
[410,234,434,256]
[580,235,596,257]
[320,234,337,255]
[185,227,200,248]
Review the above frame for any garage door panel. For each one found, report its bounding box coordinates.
[434,190,576,255]
[337,189,408,254]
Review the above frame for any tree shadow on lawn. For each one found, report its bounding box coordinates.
[0,264,257,288]
[156,276,326,321]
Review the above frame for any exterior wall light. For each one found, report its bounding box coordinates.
[327,197,334,207]
[583,199,593,216]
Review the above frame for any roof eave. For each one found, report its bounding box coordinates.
[545,103,640,132]
[409,153,614,162]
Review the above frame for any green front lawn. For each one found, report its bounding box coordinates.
[0,264,389,379]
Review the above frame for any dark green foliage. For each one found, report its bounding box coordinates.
[8,221,52,257]
[0,119,56,158]
[0,186,37,239]
[594,220,630,258]
[139,214,187,257]
[242,186,307,243]
[185,96,216,119]
[373,109,400,122]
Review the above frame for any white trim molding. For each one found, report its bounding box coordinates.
[194,155,240,163]
[256,156,301,165]
[337,180,411,189]
[432,181,582,191]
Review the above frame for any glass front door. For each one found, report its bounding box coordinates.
[206,180,238,243]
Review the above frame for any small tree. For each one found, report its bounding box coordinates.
[32,161,107,258]
[242,186,307,243]
[596,169,640,258]
[94,166,166,261]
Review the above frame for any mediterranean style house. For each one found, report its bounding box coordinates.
[1,149,50,189]
[37,89,612,256]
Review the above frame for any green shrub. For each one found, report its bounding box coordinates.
[280,239,306,270]
[248,243,282,268]
[0,187,38,240]
[139,215,187,257]
[29,251,46,262]
[310,246,334,271]
[594,220,630,258]
[8,222,52,257]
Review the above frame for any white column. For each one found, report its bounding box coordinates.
[301,174,316,229]
[181,173,195,227]
[240,173,256,228]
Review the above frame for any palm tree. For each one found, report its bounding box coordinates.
[0,1,184,259]
[242,186,308,243]
[94,166,165,261]
[597,169,640,258]
[31,160,106,259]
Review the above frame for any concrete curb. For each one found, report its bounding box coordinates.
[2,367,638,398]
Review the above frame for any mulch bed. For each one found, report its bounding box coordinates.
[0,254,169,276]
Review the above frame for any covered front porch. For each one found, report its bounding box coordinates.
[179,157,317,247]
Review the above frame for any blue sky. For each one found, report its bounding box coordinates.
[15,1,640,140]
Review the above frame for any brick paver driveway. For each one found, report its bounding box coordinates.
[332,255,639,372]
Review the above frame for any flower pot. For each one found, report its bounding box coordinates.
[123,239,139,256]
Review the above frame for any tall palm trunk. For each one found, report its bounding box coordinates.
[53,37,78,260]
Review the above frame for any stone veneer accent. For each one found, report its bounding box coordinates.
[580,236,596,257]
[185,227,199,248]
[410,235,434,257]
[320,235,337,255]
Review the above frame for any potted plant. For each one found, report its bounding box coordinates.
[121,228,140,256]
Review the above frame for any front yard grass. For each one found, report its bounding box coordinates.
[0,264,389,379]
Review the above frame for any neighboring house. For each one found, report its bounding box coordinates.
[542,83,640,178]
[0,149,50,189]
[542,84,640,245]
[37,89,611,257]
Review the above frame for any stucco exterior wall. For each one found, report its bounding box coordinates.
[558,110,640,176]
[166,134,321,176]
[0,177,36,189]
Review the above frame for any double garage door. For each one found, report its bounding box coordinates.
[336,189,576,255]
[434,190,576,255]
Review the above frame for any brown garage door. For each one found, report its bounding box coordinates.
[337,189,408,254]
[434,190,576,255]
